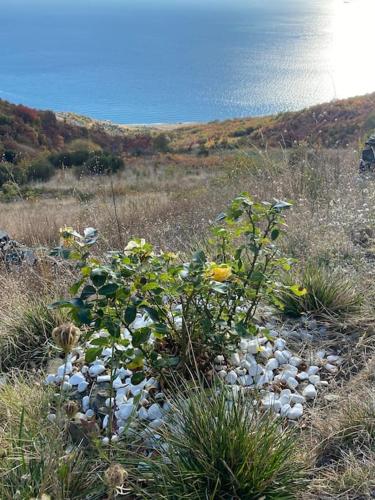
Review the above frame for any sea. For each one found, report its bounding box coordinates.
[0,0,374,124]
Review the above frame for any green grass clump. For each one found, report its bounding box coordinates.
[0,377,104,500]
[139,385,307,499]
[0,298,65,371]
[279,263,362,320]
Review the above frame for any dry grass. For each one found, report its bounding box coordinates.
[1,143,375,498]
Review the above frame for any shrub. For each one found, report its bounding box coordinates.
[51,195,300,386]
[278,263,362,319]
[0,162,26,187]
[27,158,55,182]
[49,149,91,168]
[74,152,124,176]
[137,384,307,499]
[153,133,170,153]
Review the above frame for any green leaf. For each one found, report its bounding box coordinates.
[290,284,307,297]
[192,250,206,264]
[85,347,102,363]
[124,305,137,325]
[271,229,280,241]
[90,337,109,346]
[211,282,228,294]
[80,285,97,300]
[98,283,119,297]
[143,306,159,322]
[132,327,151,347]
[131,372,145,385]
[69,279,85,296]
[90,269,107,288]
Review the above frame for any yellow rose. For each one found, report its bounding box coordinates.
[208,265,232,282]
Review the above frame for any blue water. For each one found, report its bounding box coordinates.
[0,0,374,123]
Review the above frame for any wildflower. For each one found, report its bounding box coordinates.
[64,400,79,419]
[207,264,232,282]
[104,463,129,492]
[52,323,81,354]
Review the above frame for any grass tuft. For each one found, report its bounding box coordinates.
[138,384,307,499]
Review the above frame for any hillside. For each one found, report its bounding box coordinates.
[1,92,375,164]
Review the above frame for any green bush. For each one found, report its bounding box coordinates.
[27,158,55,182]
[138,384,307,499]
[278,263,362,319]
[51,195,300,386]
[74,152,124,176]
[0,162,26,187]
[49,149,91,168]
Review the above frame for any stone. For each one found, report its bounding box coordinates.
[118,403,134,420]
[148,403,163,421]
[307,366,319,376]
[112,376,126,390]
[290,393,305,404]
[286,377,299,390]
[69,373,86,385]
[280,404,291,417]
[274,338,286,350]
[327,355,340,363]
[247,339,260,354]
[81,397,90,413]
[230,352,241,366]
[138,407,148,420]
[287,403,303,420]
[78,381,89,393]
[266,358,279,371]
[97,375,111,383]
[289,356,302,367]
[89,364,106,377]
[149,419,164,430]
[225,370,238,385]
[275,350,289,365]
[302,384,317,400]
[214,355,225,364]
[218,370,227,379]
[47,413,56,423]
[309,375,320,386]
[325,363,338,374]
[297,371,309,381]
[45,374,56,385]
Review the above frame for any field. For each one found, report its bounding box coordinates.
[2,105,375,498]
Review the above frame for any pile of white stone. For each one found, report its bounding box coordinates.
[45,320,342,444]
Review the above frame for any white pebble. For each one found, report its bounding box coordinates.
[275,350,288,365]
[218,370,227,379]
[85,409,95,418]
[69,373,85,385]
[105,398,115,408]
[327,355,340,363]
[266,358,279,371]
[148,403,163,421]
[102,437,109,445]
[307,366,319,376]
[45,374,56,385]
[287,377,299,390]
[214,355,225,364]
[118,403,134,420]
[89,364,106,377]
[287,403,303,420]
[82,396,90,411]
[113,376,126,390]
[289,356,302,367]
[297,371,309,381]
[62,382,72,392]
[325,363,338,374]
[247,340,260,354]
[138,407,149,420]
[47,413,56,423]
[290,393,305,404]
[97,375,111,383]
[302,384,317,400]
[309,375,320,386]
[274,338,286,350]
[281,404,291,417]
[78,381,89,393]
[225,370,238,385]
[149,418,164,430]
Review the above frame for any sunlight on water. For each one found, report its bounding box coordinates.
[331,0,375,98]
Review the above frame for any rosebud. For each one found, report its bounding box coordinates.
[64,400,79,419]
[52,323,81,354]
[104,463,128,491]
